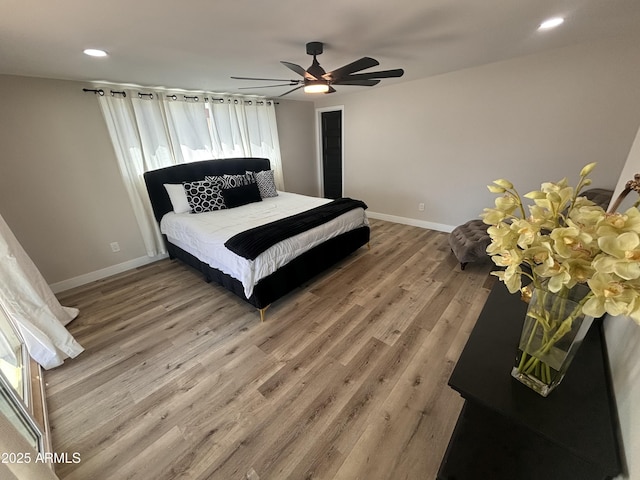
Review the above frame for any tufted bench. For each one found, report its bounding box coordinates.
[448,219,491,270]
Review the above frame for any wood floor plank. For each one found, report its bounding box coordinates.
[333,273,490,480]
[241,338,390,480]
[52,364,208,477]
[45,219,494,479]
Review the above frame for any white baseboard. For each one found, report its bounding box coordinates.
[50,254,169,294]
[367,211,456,233]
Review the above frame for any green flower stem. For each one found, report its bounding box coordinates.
[517,290,592,384]
[501,187,526,219]
[518,311,543,372]
[510,187,527,219]
[537,294,590,355]
[522,355,538,373]
[566,168,592,218]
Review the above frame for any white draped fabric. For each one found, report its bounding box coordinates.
[98,95,169,257]
[0,214,83,370]
[97,91,284,257]
[207,98,284,189]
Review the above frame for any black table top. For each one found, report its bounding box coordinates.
[448,283,622,476]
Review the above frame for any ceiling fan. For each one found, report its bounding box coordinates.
[231,41,404,97]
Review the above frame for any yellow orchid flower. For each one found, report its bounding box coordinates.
[491,265,523,293]
[550,224,594,260]
[486,223,518,253]
[481,207,507,225]
[593,232,640,280]
[524,242,555,268]
[584,272,637,318]
[510,218,540,249]
[532,260,572,292]
[495,195,519,213]
[564,258,595,285]
[597,207,640,237]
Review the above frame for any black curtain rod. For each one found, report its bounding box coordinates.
[82,88,104,96]
[82,88,277,104]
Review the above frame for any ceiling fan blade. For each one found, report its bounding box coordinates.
[238,84,301,89]
[322,57,379,81]
[279,85,305,97]
[281,61,317,80]
[231,76,302,83]
[332,79,381,87]
[338,69,405,81]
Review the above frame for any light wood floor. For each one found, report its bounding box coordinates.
[47,219,494,480]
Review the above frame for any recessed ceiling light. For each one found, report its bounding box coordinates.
[538,17,564,30]
[83,48,108,57]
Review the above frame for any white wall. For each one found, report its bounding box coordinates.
[314,32,640,230]
[275,99,317,195]
[606,124,640,480]
[0,76,147,285]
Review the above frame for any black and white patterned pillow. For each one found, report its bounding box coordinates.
[215,173,255,190]
[183,179,226,213]
[244,171,256,184]
[254,170,278,198]
[204,174,223,185]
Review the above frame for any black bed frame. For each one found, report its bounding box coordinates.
[143,158,370,317]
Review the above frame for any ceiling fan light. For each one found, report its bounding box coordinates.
[304,83,330,94]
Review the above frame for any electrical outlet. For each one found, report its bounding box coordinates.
[110,242,121,252]
[418,203,425,211]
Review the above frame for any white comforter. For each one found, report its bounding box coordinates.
[160,192,368,298]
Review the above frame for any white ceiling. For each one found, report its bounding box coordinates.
[2,0,640,101]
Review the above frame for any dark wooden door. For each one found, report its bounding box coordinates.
[321,110,342,199]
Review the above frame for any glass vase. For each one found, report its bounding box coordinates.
[511,284,594,397]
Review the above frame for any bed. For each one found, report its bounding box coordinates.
[143,157,370,320]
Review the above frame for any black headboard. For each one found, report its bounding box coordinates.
[143,157,271,222]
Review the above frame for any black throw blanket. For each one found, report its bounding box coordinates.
[224,197,368,260]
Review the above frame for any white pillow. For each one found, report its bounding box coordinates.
[163,183,191,214]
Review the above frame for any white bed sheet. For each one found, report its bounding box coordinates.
[160,191,368,298]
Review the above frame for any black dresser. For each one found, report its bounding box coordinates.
[437,283,622,480]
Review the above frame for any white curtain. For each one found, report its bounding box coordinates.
[207,98,284,189]
[0,214,83,370]
[97,93,211,257]
[97,91,284,257]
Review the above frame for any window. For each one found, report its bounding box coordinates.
[0,302,45,452]
[97,91,284,257]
